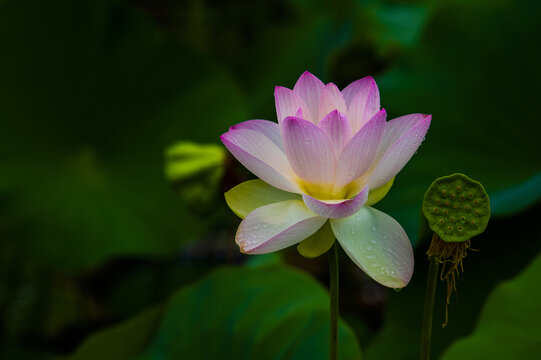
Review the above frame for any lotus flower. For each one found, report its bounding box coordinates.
[221,72,431,288]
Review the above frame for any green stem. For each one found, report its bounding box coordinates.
[329,242,339,360]
[421,256,439,360]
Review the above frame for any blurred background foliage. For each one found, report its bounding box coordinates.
[0,0,540,359]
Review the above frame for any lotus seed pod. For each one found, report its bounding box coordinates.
[423,173,490,242]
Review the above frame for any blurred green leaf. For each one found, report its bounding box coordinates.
[441,252,541,359]
[66,266,362,360]
[490,171,541,217]
[373,0,541,244]
[63,307,164,360]
[374,4,429,49]
[165,141,225,211]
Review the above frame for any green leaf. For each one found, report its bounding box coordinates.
[165,141,226,210]
[65,266,362,360]
[441,252,541,359]
[63,307,164,360]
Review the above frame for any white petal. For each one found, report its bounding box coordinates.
[236,200,327,254]
[330,206,414,288]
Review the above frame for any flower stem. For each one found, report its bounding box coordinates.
[421,256,439,360]
[329,242,339,360]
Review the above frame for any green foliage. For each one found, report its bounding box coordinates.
[165,141,225,210]
[441,252,541,359]
[0,0,540,358]
[0,0,247,269]
[65,266,362,360]
[63,307,164,360]
[423,174,490,242]
[373,0,541,244]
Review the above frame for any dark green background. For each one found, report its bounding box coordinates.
[1,0,540,358]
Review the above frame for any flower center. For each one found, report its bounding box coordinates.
[297,180,354,201]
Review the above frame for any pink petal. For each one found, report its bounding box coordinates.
[274,86,312,123]
[335,109,387,188]
[368,114,431,189]
[302,186,368,219]
[317,83,347,123]
[377,113,429,156]
[318,110,352,153]
[342,76,378,106]
[344,77,381,133]
[236,200,327,254]
[293,71,325,122]
[221,125,300,193]
[330,206,414,288]
[281,116,337,185]
[230,119,283,150]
